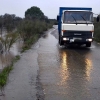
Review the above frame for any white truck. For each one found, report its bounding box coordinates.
[57,7,99,47]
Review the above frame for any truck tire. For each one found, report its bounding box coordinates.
[59,36,64,46]
[86,42,91,47]
[60,41,64,45]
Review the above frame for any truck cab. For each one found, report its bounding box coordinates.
[57,7,94,47]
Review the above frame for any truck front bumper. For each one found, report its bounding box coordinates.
[61,37,93,44]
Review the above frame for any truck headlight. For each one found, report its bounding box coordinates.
[86,39,92,42]
[63,38,69,41]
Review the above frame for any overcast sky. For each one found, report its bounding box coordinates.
[0,0,100,18]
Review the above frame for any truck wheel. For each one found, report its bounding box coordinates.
[60,41,64,45]
[59,36,64,46]
[86,43,91,47]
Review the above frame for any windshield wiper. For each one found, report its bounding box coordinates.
[80,15,88,25]
[70,15,77,25]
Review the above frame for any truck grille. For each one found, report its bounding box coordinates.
[63,31,92,37]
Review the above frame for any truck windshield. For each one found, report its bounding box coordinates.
[63,11,93,24]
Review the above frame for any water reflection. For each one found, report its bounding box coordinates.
[58,51,69,86]
[85,58,92,81]
[58,48,93,97]
[59,48,92,81]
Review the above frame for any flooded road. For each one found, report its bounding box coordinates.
[37,27,100,100]
[1,26,100,100]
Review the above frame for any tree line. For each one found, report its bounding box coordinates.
[0,6,56,53]
[0,14,22,33]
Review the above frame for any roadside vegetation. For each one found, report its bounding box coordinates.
[0,55,20,95]
[19,6,56,52]
[0,6,56,95]
[18,19,53,52]
[94,19,100,42]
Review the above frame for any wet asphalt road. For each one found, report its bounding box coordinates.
[37,27,100,100]
[1,26,100,100]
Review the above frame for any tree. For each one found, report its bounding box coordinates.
[3,14,15,32]
[25,6,45,20]
[0,15,3,37]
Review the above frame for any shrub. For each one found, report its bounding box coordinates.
[17,19,53,52]
[94,22,100,42]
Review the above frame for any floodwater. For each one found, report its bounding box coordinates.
[1,26,100,100]
[0,29,23,70]
[0,41,23,70]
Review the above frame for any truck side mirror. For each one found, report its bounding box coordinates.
[97,15,99,22]
[57,15,59,21]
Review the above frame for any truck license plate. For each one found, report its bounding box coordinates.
[70,39,74,42]
[73,38,82,40]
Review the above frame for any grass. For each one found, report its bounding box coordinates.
[0,64,13,88]
[0,55,20,95]
[13,55,20,62]
[21,33,39,52]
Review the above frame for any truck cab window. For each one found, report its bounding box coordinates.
[63,11,93,24]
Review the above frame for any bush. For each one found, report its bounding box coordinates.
[18,19,53,52]
[94,22,100,42]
